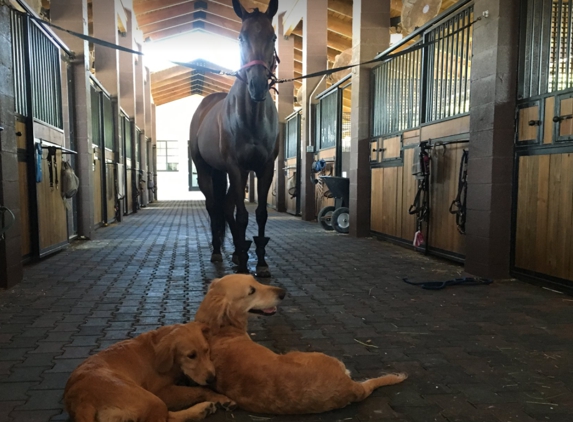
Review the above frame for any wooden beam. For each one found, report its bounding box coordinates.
[153,78,230,97]
[133,0,192,16]
[138,1,196,27]
[147,20,239,41]
[328,0,352,18]
[292,33,348,55]
[210,0,270,13]
[328,14,352,38]
[152,74,233,93]
[142,11,242,36]
[137,0,244,29]
[152,71,234,91]
[152,66,235,86]
[154,86,219,105]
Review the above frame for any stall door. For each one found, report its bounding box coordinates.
[285,112,301,215]
[513,0,573,287]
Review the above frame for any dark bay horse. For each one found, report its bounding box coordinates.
[189,0,279,276]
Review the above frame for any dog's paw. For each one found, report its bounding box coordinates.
[198,402,217,417]
[216,401,237,412]
[213,395,237,411]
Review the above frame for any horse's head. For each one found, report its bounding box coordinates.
[233,0,279,102]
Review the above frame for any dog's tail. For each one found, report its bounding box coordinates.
[358,373,408,400]
[67,403,97,422]
[166,402,217,422]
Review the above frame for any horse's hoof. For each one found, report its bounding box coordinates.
[235,266,250,274]
[232,253,239,265]
[211,253,223,263]
[256,266,271,278]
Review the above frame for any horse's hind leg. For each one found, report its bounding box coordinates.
[225,168,250,273]
[253,161,275,277]
[196,160,225,262]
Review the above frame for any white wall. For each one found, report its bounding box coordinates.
[156,95,205,200]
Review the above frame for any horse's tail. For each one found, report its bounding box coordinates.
[212,170,227,244]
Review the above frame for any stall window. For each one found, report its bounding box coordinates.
[157,141,179,171]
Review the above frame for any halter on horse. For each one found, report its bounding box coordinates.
[189,0,279,277]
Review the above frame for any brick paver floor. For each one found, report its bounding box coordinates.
[1,201,572,422]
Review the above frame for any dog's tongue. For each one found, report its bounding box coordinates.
[263,307,277,314]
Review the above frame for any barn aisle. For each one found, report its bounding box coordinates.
[0,201,572,422]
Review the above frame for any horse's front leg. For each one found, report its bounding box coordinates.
[225,169,250,273]
[254,161,275,278]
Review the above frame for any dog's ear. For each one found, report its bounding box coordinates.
[195,293,228,333]
[199,323,210,338]
[154,332,176,373]
[208,278,220,291]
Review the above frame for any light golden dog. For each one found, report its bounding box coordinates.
[195,274,407,414]
[64,322,235,422]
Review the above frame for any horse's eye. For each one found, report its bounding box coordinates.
[248,286,256,295]
[273,35,277,42]
[238,36,244,43]
[188,352,197,359]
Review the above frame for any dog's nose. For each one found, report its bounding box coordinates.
[278,289,286,300]
[206,374,216,385]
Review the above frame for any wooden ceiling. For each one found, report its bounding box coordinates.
[150,59,235,105]
[137,0,461,105]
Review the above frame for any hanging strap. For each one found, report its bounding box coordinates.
[408,144,431,226]
[47,146,57,188]
[449,149,469,234]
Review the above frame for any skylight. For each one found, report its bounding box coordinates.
[143,30,241,73]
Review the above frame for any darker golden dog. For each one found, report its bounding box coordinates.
[195,274,407,414]
[64,322,235,422]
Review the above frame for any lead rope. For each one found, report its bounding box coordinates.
[449,149,469,234]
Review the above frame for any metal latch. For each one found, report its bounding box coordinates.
[553,114,573,123]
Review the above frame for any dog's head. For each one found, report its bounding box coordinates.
[195,274,286,332]
[154,322,216,385]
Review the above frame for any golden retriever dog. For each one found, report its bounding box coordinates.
[64,322,235,422]
[195,274,407,414]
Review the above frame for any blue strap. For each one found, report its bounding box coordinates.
[35,143,43,183]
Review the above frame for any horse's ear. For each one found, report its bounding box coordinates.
[266,0,279,19]
[232,0,248,20]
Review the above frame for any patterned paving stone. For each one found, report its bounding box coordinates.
[0,200,571,422]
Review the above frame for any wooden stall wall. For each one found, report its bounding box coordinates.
[16,120,31,259]
[512,0,573,287]
[515,154,573,281]
[37,147,68,254]
[34,123,70,256]
[370,118,468,260]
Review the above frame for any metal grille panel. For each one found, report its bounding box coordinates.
[102,94,114,151]
[286,113,299,159]
[371,4,474,137]
[426,6,473,122]
[319,90,339,150]
[29,21,63,129]
[372,46,422,136]
[520,0,573,98]
[11,10,28,117]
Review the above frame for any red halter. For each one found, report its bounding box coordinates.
[235,50,280,94]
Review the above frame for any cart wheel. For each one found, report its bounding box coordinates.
[332,207,350,234]
[317,206,336,231]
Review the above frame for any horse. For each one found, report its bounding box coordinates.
[189,0,279,277]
